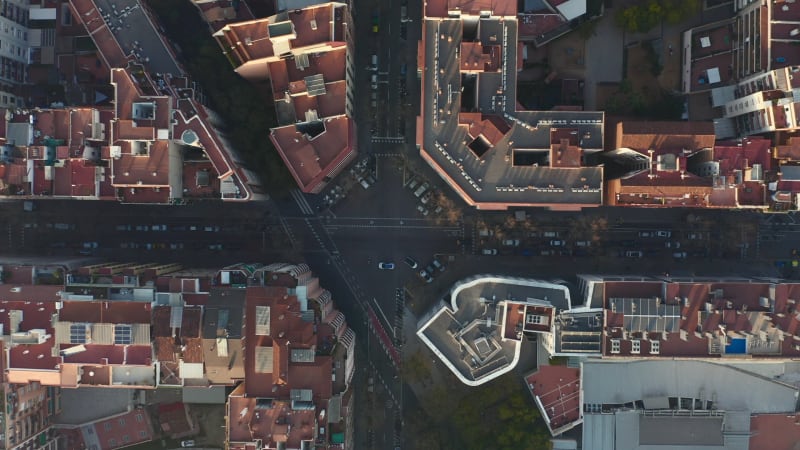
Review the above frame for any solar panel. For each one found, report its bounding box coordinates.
[70,324,86,344]
[115,324,132,345]
[305,74,327,97]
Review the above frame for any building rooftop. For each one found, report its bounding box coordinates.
[525,365,581,435]
[214,2,354,194]
[417,275,569,385]
[419,11,603,210]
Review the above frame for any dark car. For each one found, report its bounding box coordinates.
[404,257,418,269]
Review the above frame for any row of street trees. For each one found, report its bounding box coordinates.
[615,0,702,33]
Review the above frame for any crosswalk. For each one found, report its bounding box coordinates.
[289,189,314,215]
[371,136,406,144]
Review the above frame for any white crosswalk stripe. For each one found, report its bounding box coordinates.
[290,189,314,215]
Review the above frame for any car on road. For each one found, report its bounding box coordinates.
[432,258,446,272]
[180,441,195,448]
[625,250,644,258]
[550,240,566,247]
[419,269,433,283]
[482,249,498,255]
[656,231,671,238]
[378,262,395,270]
[673,252,688,259]
[404,257,418,269]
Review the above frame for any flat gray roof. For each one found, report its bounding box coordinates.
[582,359,799,414]
[54,387,135,425]
[420,16,604,207]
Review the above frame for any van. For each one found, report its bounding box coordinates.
[414,182,429,198]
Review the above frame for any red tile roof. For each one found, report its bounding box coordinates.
[750,414,800,450]
[615,121,716,151]
[0,299,58,334]
[425,0,516,17]
[526,366,581,433]
[59,301,151,324]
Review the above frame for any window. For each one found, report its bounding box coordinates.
[118,418,126,426]
[114,324,132,344]
[122,435,130,443]
[135,414,143,423]
[108,439,116,447]
[103,422,112,431]
[610,339,621,354]
[139,430,147,438]
[87,428,94,435]
[631,339,641,354]
[69,324,86,344]
[650,340,660,354]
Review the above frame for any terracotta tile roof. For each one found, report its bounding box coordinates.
[525,366,581,433]
[59,301,151,324]
[615,121,716,151]
[460,42,501,72]
[750,414,800,450]
[270,116,354,192]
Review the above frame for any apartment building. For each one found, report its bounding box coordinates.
[1,381,60,450]
[0,260,356,449]
[604,121,773,209]
[214,2,357,194]
[418,0,605,211]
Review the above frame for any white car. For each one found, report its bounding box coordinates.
[656,231,671,238]
[482,249,498,255]
[180,441,195,448]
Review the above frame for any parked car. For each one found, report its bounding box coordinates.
[665,241,681,248]
[550,240,566,247]
[673,252,688,259]
[115,225,131,231]
[151,225,167,231]
[378,262,395,270]
[638,231,653,238]
[656,231,671,238]
[135,225,147,231]
[432,258,446,272]
[83,242,99,249]
[419,269,433,283]
[170,243,184,250]
[482,248,498,255]
[625,250,644,258]
[404,257,418,269]
[416,205,429,216]
[575,241,591,247]
[208,244,223,250]
[502,239,520,246]
[180,441,195,448]
[687,232,704,240]
[204,226,220,232]
[542,231,559,238]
